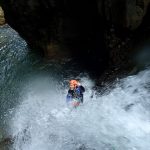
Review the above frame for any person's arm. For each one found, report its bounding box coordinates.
[66,90,73,102]
[79,86,85,93]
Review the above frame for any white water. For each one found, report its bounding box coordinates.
[10,68,150,150]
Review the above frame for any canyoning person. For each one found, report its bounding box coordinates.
[66,79,85,107]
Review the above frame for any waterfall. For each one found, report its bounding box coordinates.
[1,25,150,150]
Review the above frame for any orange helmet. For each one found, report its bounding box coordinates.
[69,80,78,86]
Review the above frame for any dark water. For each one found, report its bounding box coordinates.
[1,25,150,150]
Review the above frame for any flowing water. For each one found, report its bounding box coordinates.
[0,25,150,150]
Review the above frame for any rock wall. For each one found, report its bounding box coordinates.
[1,0,150,72]
[1,0,106,72]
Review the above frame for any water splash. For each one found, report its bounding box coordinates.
[10,68,150,150]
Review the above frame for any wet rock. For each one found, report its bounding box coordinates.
[0,129,12,150]
[0,6,5,25]
[0,137,13,150]
[124,103,135,111]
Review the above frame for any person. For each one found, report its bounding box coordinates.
[66,80,85,107]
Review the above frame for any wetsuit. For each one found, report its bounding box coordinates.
[66,86,85,103]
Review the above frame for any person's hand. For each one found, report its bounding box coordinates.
[77,82,81,86]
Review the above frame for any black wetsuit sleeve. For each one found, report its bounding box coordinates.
[80,86,85,93]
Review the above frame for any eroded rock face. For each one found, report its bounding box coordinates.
[1,0,150,72]
[97,0,150,69]
[126,0,150,30]
[1,0,106,64]
[98,0,150,30]
[0,6,5,25]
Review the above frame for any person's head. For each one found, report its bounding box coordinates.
[69,80,78,90]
